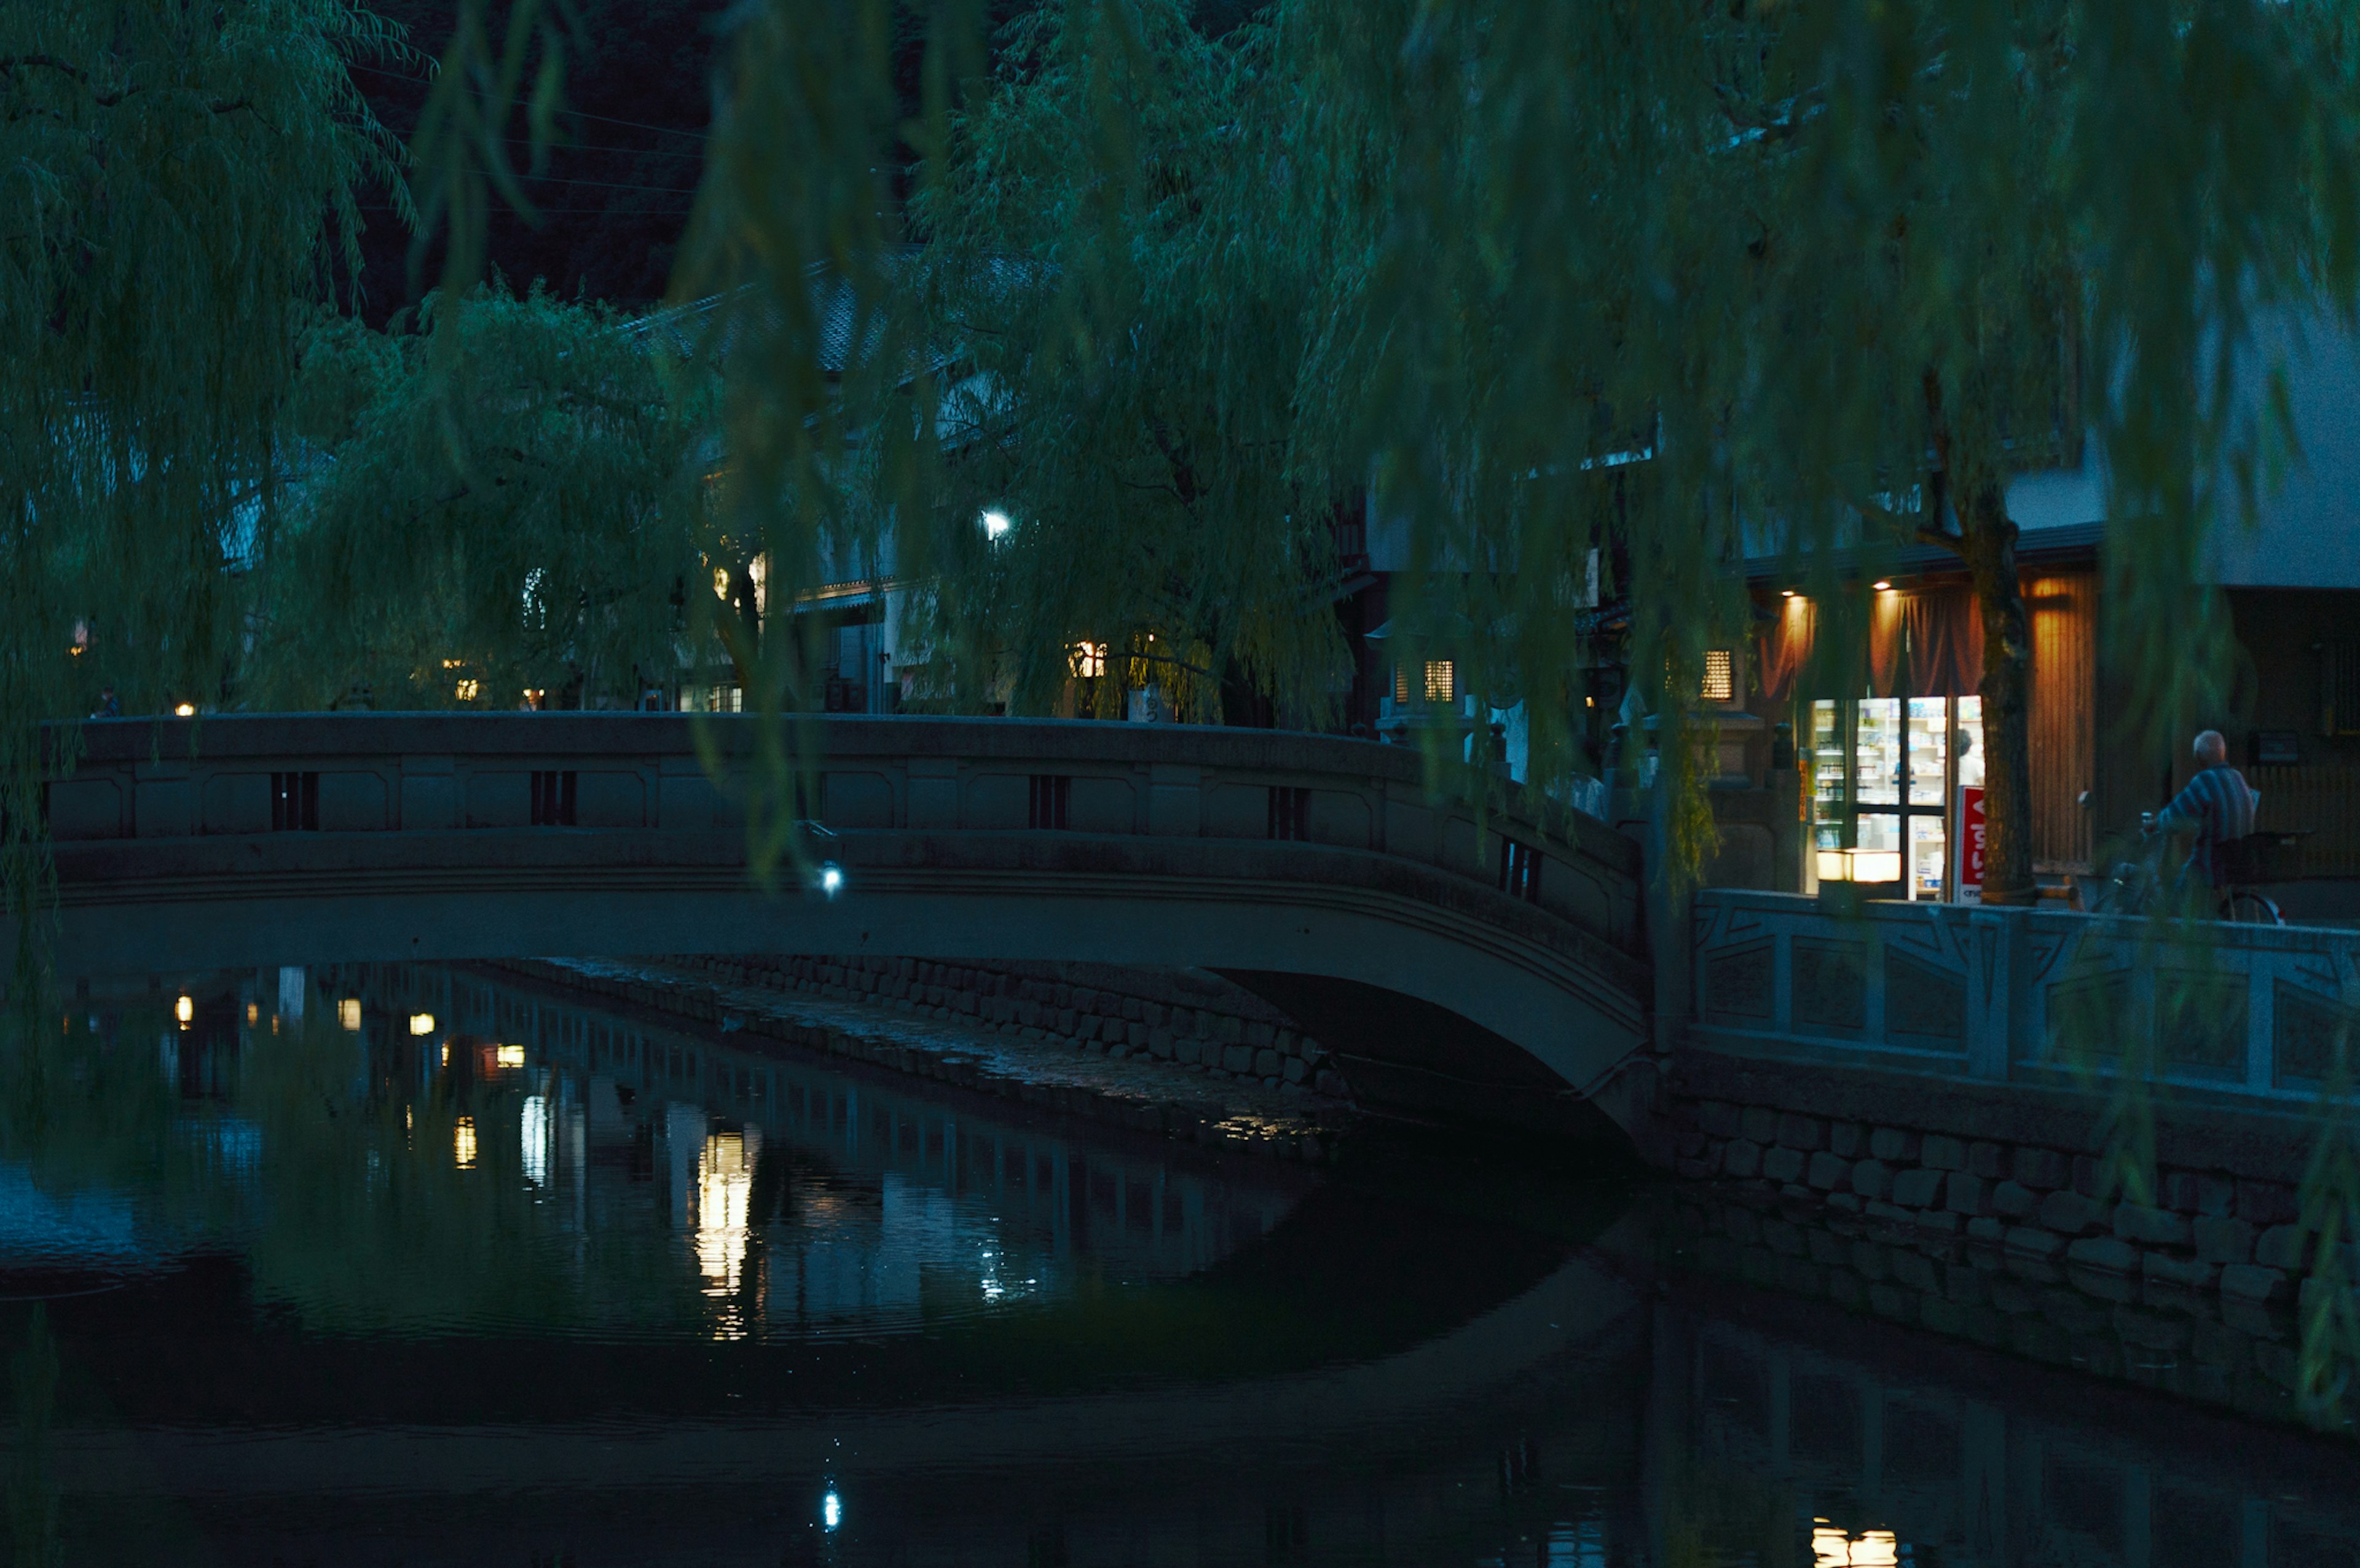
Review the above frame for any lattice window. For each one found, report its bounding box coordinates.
[1268,785,1310,841]
[1498,837,1543,903]
[1028,774,1070,829]
[1424,660,1455,703]
[1701,648,1736,704]
[2324,641,2360,735]
[270,772,318,831]
[531,770,577,826]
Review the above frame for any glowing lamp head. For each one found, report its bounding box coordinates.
[408,1012,436,1037]
[175,994,193,1026]
[173,702,195,717]
[822,1490,843,1532]
[818,861,845,899]
[1817,847,1903,885]
[980,508,1012,541]
[1873,579,1893,592]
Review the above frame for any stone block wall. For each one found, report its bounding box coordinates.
[1667,1096,2350,1314]
[672,954,1351,1098]
[1666,1174,2353,1433]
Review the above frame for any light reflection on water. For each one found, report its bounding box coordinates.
[0,962,2351,1566]
[9,963,1314,1345]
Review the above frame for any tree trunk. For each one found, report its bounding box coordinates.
[1957,477,2039,906]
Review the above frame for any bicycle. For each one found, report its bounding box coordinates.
[2078,813,2291,925]
[2212,832,2297,925]
[2081,812,2165,917]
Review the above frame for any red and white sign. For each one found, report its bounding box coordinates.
[1955,786,1986,903]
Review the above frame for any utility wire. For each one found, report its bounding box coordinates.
[360,202,696,215]
[517,174,705,194]
[345,60,710,140]
[492,131,704,158]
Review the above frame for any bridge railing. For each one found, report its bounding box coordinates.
[1692,888,2360,1105]
[47,713,1645,955]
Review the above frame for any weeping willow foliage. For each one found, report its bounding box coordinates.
[245,288,706,711]
[884,2,1350,723]
[1275,0,2360,900]
[645,0,2360,1401]
[1,0,406,971]
[11,0,2360,1405]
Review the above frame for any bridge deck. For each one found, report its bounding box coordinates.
[42,714,1657,1142]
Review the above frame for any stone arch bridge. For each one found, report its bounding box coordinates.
[42,715,1656,1143]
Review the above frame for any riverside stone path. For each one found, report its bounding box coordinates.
[496,957,1355,1164]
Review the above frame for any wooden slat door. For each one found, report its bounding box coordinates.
[2027,572,2098,872]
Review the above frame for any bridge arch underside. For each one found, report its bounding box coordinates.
[46,829,1653,1145]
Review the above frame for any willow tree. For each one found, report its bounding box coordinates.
[886,2,1349,722]
[1275,0,2360,902]
[1,0,404,958]
[245,287,706,711]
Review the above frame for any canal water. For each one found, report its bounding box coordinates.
[1,962,2354,1565]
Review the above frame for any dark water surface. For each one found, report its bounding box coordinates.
[1,962,2353,1566]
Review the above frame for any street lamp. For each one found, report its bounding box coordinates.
[980,508,1012,541]
[1815,847,1903,884]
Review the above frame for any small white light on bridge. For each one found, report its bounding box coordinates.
[409,1012,436,1037]
[819,861,845,898]
[980,508,1012,541]
[173,702,195,717]
[822,1489,842,1531]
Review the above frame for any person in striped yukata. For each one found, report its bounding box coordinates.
[2155,730,2259,888]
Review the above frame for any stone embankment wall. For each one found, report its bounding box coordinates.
[1661,1092,2357,1433]
[669,954,1351,1098]
[490,957,1348,1164]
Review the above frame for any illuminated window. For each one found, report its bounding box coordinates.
[1423,660,1455,704]
[1813,1527,1900,1568]
[339,998,361,1031]
[409,1012,435,1036]
[453,1116,477,1169]
[1701,648,1736,704]
[521,1095,549,1187]
[1071,641,1106,679]
[1394,665,1410,704]
[454,679,479,702]
[495,1044,526,1068]
[696,1129,756,1311]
